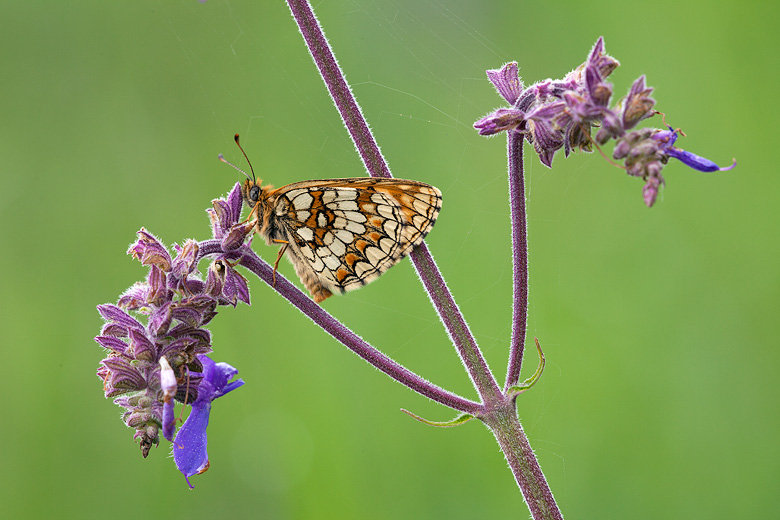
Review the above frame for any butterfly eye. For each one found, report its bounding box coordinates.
[249,185,261,204]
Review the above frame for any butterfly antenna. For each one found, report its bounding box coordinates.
[234,133,257,183]
[218,154,252,181]
[217,133,257,183]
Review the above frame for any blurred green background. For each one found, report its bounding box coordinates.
[2,1,776,518]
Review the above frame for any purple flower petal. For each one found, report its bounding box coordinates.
[528,119,564,167]
[643,177,662,207]
[486,62,524,105]
[173,399,212,488]
[209,183,245,239]
[116,283,150,311]
[664,147,737,172]
[655,127,736,172]
[586,36,620,80]
[226,182,244,225]
[128,228,172,272]
[149,301,172,336]
[100,357,146,395]
[222,266,250,306]
[95,335,129,356]
[221,220,255,251]
[172,355,244,488]
[621,75,655,130]
[473,108,525,136]
[204,261,226,298]
[208,200,232,239]
[146,266,168,306]
[171,240,199,280]
[128,328,155,361]
[160,357,177,441]
[584,65,611,107]
[97,304,145,335]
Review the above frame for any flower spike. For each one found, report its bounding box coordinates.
[474,37,735,206]
[96,187,252,474]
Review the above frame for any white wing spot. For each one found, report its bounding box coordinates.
[317,212,328,228]
[329,238,346,257]
[300,245,315,260]
[333,217,347,229]
[291,191,314,210]
[342,210,367,223]
[379,237,396,255]
[377,204,396,220]
[364,246,385,266]
[413,198,429,215]
[345,220,366,234]
[297,227,314,242]
[354,262,373,277]
[384,220,399,237]
[310,255,325,272]
[322,254,341,270]
[323,190,357,203]
[335,200,359,211]
[335,229,353,244]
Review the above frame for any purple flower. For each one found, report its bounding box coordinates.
[654,127,737,173]
[171,355,244,488]
[208,182,246,241]
[621,75,655,131]
[96,185,253,464]
[611,127,736,207]
[474,108,526,136]
[474,37,735,206]
[160,357,178,441]
[486,61,524,105]
[474,37,621,167]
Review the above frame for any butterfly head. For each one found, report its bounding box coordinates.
[219,133,272,219]
[240,178,274,218]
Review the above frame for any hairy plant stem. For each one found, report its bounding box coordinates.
[483,406,562,520]
[285,0,499,404]
[286,0,390,179]
[505,129,529,391]
[283,1,559,518]
[197,240,481,414]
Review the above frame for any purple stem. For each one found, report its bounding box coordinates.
[483,406,563,520]
[197,240,481,414]
[283,2,560,517]
[286,0,391,179]
[410,246,502,402]
[285,0,500,405]
[505,129,529,391]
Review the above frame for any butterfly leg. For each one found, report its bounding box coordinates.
[271,240,289,287]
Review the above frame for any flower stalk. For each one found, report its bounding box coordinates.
[505,128,529,391]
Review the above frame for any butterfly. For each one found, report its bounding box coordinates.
[240,176,442,303]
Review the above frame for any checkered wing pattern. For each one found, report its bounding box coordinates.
[244,178,442,303]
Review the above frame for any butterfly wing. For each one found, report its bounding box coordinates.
[269,178,442,302]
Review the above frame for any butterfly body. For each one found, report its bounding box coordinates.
[241,177,442,303]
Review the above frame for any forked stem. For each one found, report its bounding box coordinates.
[282,1,559,518]
[285,0,500,406]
